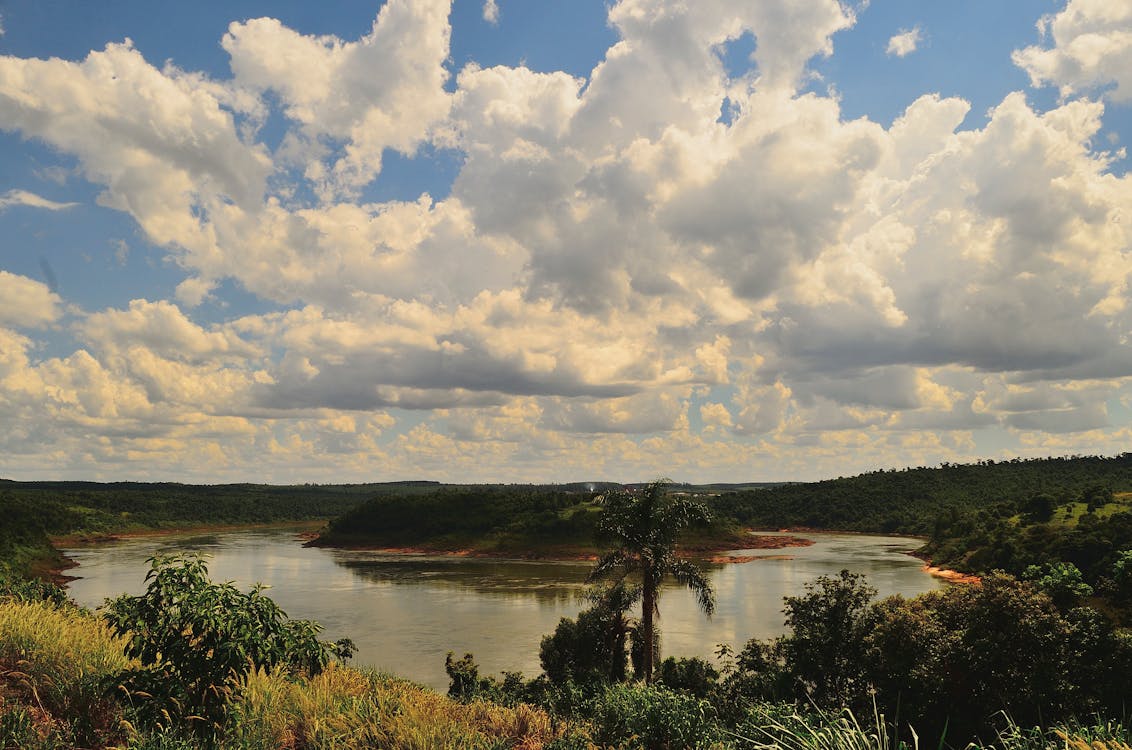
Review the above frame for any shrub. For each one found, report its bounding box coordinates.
[590,682,720,749]
[656,656,719,698]
[104,553,351,744]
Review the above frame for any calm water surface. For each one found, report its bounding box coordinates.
[62,530,943,691]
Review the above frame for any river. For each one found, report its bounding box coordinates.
[61,530,943,691]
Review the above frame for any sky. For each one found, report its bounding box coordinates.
[2,0,1132,485]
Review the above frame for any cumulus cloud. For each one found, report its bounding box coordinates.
[79,299,261,363]
[1014,0,1132,101]
[0,272,62,330]
[0,39,271,279]
[3,0,1132,482]
[222,0,452,199]
[886,27,923,57]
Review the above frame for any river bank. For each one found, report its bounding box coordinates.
[58,528,943,690]
[51,519,326,548]
[303,529,815,562]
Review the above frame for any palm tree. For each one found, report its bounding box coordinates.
[587,478,715,682]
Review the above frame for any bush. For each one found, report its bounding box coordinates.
[656,656,719,698]
[0,572,70,607]
[104,553,352,744]
[590,682,720,749]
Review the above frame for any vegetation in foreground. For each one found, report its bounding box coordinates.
[3,458,1132,747]
[3,561,1131,750]
[0,561,564,750]
[441,482,1131,749]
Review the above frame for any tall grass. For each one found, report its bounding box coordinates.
[0,597,564,749]
[225,665,559,749]
[0,598,134,747]
[729,703,912,750]
[727,705,1131,750]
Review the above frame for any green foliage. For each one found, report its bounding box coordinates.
[0,571,69,607]
[712,453,1132,537]
[1022,562,1094,608]
[589,682,721,749]
[1113,549,1132,580]
[589,479,715,682]
[445,651,485,702]
[442,651,532,709]
[320,484,604,551]
[104,554,351,744]
[0,481,381,537]
[777,571,877,708]
[656,656,719,698]
[540,583,638,686]
[714,571,1132,747]
[0,494,74,578]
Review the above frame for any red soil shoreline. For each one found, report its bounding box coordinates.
[306,532,817,563]
[921,565,982,585]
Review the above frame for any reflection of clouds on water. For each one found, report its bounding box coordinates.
[336,555,588,606]
[60,529,940,692]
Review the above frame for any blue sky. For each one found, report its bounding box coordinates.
[1,0,1132,483]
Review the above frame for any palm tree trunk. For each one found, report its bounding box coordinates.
[641,575,656,683]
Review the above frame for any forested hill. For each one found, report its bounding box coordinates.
[712,455,1132,598]
[311,484,753,555]
[712,454,1132,536]
[0,480,438,536]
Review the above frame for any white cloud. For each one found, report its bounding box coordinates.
[0,40,271,270]
[79,299,260,364]
[222,0,453,199]
[886,26,922,57]
[0,189,78,212]
[1014,0,1132,101]
[483,0,500,25]
[4,0,1132,482]
[0,271,63,328]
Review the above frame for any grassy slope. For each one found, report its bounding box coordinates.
[0,597,564,749]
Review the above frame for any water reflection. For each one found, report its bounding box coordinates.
[335,554,588,605]
[61,530,942,692]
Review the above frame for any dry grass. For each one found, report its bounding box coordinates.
[0,599,564,749]
[227,664,562,749]
[1055,731,1132,750]
[0,598,134,747]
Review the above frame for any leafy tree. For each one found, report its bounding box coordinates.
[1022,562,1094,609]
[588,479,714,683]
[1114,549,1132,580]
[104,554,351,744]
[540,583,639,685]
[777,570,876,708]
[1021,492,1056,523]
[655,656,719,698]
[862,573,1076,742]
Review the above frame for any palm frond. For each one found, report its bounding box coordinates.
[669,558,715,616]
